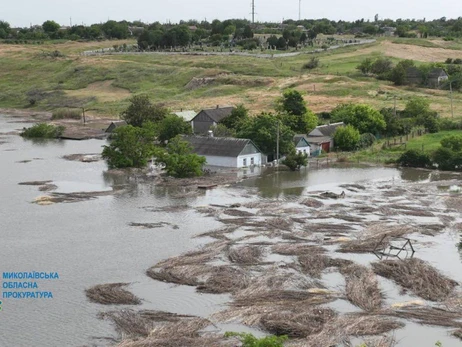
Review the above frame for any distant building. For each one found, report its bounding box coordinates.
[173,110,197,122]
[105,120,127,133]
[183,135,263,168]
[293,135,311,156]
[382,26,396,37]
[307,122,344,154]
[405,67,449,88]
[191,106,235,134]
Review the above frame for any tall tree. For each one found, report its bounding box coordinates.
[121,95,168,127]
[331,104,386,134]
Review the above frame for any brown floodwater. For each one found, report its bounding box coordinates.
[1,113,461,346]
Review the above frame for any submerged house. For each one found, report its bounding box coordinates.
[105,120,127,133]
[307,122,344,154]
[191,106,235,134]
[293,135,311,156]
[183,136,263,168]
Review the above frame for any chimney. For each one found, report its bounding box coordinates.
[208,130,214,138]
[216,105,219,109]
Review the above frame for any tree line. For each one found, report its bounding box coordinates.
[2,15,462,44]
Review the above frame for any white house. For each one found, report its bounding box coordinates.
[293,135,311,156]
[183,136,263,168]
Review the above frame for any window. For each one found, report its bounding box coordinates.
[251,157,254,165]
[243,158,247,166]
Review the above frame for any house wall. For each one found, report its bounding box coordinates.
[203,155,237,167]
[191,112,215,134]
[237,153,262,168]
[296,145,311,156]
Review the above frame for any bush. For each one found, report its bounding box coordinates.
[224,332,288,347]
[441,135,462,151]
[282,151,308,171]
[333,125,360,151]
[302,57,320,70]
[20,123,65,138]
[357,133,376,149]
[397,149,431,168]
[51,109,81,120]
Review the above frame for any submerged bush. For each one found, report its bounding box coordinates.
[51,109,81,120]
[20,123,64,138]
[397,149,431,168]
[224,332,288,347]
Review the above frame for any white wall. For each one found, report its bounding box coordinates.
[237,153,262,168]
[203,155,237,167]
[296,146,310,156]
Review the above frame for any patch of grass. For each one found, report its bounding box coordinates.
[51,108,82,120]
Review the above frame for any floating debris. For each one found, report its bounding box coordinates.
[85,283,141,305]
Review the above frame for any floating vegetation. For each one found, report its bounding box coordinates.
[227,245,263,265]
[372,258,458,301]
[85,283,141,305]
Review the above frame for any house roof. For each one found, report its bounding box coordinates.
[306,136,331,144]
[294,134,311,147]
[105,120,127,132]
[173,110,197,122]
[194,106,235,123]
[309,122,344,137]
[183,136,259,157]
[428,68,448,78]
[406,67,423,78]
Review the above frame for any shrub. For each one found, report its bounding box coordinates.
[224,332,288,347]
[441,135,462,151]
[51,109,81,120]
[20,123,64,138]
[397,149,431,168]
[303,57,320,70]
[333,125,360,151]
[357,133,376,149]
[282,151,308,171]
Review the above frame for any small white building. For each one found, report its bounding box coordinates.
[183,136,263,168]
[293,135,311,156]
[173,110,197,122]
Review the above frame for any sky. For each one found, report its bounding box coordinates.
[3,0,461,27]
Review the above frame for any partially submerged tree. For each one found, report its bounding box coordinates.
[102,123,156,169]
[282,151,308,171]
[20,123,64,139]
[155,136,206,178]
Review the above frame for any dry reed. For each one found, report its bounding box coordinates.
[227,245,263,264]
[372,258,458,301]
[197,266,250,294]
[86,283,141,305]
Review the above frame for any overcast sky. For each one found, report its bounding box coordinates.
[3,0,461,27]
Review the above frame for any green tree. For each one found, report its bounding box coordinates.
[404,97,431,117]
[209,123,236,137]
[356,58,373,75]
[220,104,249,130]
[282,150,308,171]
[42,20,60,33]
[370,57,393,75]
[20,123,64,139]
[156,114,192,144]
[277,89,307,116]
[397,149,432,168]
[243,25,254,38]
[121,95,168,127]
[155,136,206,178]
[331,104,386,134]
[102,123,156,169]
[441,135,462,151]
[333,125,360,151]
[237,113,295,156]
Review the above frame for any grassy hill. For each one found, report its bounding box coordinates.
[0,37,460,118]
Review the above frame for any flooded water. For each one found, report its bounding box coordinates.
[1,113,462,346]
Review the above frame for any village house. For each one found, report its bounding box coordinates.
[173,110,196,123]
[293,135,311,156]
[307,122,344,155]
[405,67,449,88]
[105,120,127,133]
[183,135,263,168]
[190,106,235,134]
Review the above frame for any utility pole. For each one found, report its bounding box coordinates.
[450,81,454,118]
[393,95,397,117]
[251,0,255,24]
[276,121,280,168]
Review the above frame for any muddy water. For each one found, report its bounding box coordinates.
[1,113,461,346]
